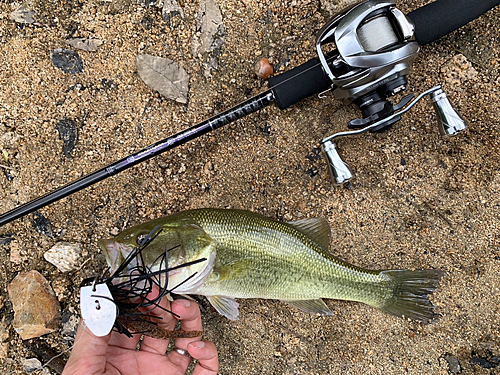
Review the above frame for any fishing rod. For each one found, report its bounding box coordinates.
[1,0,499,226]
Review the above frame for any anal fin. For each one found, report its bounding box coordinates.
[206,295,240,321]
[282,299,334,316]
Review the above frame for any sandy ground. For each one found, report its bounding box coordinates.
[0,0,499,374]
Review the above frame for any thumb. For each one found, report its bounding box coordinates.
[62,319,111,375]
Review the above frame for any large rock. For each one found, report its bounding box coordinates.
[7,271,61,340]
[192,0,225,76]
[136,54,189,104]
[192,0,225,55]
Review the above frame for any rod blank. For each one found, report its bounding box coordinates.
[0,91,275,227]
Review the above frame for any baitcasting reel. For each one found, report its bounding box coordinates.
[316,0,467,184]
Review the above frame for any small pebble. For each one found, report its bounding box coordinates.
[9,240,23,264]
[9,6,35,24]
[0,233,14,245]
[61,312,79,340]
[32,212,54,238]
[255,58,274,79]
[50,48,83,74]
[66,38,103,52]
[443,353,461,374]
[162,0,184,22]
[470,355,500,369]
[22,358,42,373]
[55,117,78,157]
[44,242,82,272]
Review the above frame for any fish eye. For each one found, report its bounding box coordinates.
[136,234,148,246]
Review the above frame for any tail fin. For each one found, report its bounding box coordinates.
[378,269,444,324]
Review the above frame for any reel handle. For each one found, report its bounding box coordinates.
[408,0,500,45]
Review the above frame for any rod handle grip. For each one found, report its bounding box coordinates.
[268,58,331,110]
[408,0,500,45]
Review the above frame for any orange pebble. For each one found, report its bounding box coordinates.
[255,58,274,79]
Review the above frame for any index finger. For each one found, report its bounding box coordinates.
[137,286,178,354]
[172,298,203,349]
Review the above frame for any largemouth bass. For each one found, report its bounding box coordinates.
[99,209,443,323]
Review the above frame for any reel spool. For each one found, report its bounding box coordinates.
[316,0,418,131]
[358,14,400,52]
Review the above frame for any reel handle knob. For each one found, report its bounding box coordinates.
[431,89,468,136]
[322,140,353,185]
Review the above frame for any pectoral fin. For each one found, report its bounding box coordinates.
[282,299,334,316]
[206,295,240,321]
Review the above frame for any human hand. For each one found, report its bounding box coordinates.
[62,292,219,375]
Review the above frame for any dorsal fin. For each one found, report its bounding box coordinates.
[287,217,331,251]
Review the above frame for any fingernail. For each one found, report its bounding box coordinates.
[189,341,205,349]
[175,299,191,308]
